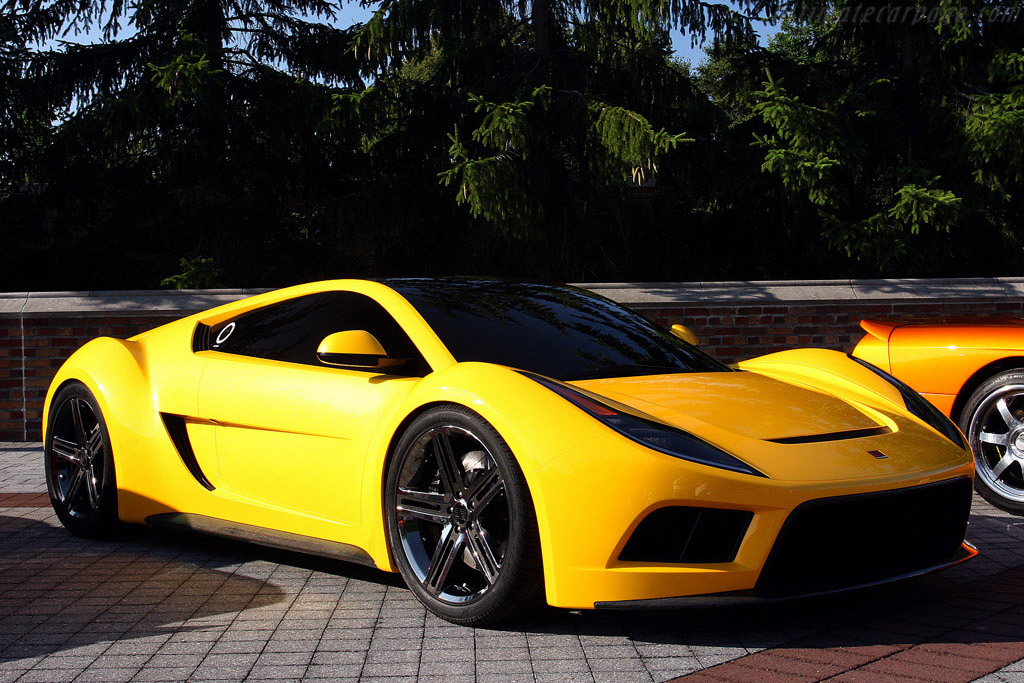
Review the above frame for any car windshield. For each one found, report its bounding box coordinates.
[387,279,731,381]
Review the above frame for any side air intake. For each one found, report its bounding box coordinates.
[161,413,215,491]
[619,506,752,564]
[192,323,212,352]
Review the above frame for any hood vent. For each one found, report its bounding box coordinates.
[766,426,891,445]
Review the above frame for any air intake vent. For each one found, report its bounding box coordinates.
[766,426,890,444]
[192,323,212,352]
[755,477,971,598]
[161,413,215,491]
[619,506,752,564]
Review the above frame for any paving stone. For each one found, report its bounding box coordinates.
[360,660,419,676]
[475,675,538,683]
[534,674,596,683]
[417,659,475,676]
[303,663,364,678]
[533,658,592,673]
[29,655,95,670]
[309,650,365,665]
[254,651,312,667]
[365,648,421,664]
[416,676,475,683]
[200,653,261,668]
[475,646,531,661]
[73,667,141,681]
[592,671,654,683]
[131,667,202,681]
[14,670,81,683]
[243,664,307,678]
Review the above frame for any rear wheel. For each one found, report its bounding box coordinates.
[384,405,543,625]
[960,370,1024,514]
[45,383,119,536]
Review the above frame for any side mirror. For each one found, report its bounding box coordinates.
[317,330,389,367]
[670,324,699,346]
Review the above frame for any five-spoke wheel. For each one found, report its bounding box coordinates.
[45,383,118,536]
[961,371,1024,514]
[385,405,542,625]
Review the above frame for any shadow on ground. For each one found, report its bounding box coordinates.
[2,505,1021,671]
[492,510,1024,653]
[0,514,294,661]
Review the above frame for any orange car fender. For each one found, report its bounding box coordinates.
[888,325,1024,403]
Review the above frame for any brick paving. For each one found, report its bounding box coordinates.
[2,444,1024,682]
[669,561,1024,682]
[0,444,43,493]
[0,494,49,508]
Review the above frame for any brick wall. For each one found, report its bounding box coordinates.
[643,300,1024,362]
[10,315,180,440]
[3,279,1024,441]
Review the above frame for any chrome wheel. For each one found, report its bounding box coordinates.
[969,385,1024,506]
[48,396,106,518]
[394,425,509,604]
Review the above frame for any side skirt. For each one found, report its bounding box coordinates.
[146,512,376,568]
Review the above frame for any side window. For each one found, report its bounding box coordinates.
[203,292,428,376]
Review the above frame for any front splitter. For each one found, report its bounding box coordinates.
[594,541,977,610]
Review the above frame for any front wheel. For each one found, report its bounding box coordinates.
[960,370,1024,514]
[384,405,543,625]
[45,382,119,536]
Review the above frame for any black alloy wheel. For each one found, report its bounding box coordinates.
[45,383,119,536]
[384,405,543,625]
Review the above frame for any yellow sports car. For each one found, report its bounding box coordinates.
[44,279,975,625]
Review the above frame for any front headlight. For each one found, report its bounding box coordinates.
[522,372,766,477]
[850,356,966,449]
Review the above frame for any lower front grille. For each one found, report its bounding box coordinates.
[755,477,972,598]
[619,506,753,564]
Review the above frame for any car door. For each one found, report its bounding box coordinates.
[196,290,428,526]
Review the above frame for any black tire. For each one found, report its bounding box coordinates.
[45,382,120,537]
[959,370,1024,514]
[384,404,544,625]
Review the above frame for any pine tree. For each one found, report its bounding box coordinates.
[3,0,366,287]
[351,0,779,276]
[1,4,47,190]
[712,3,1024,274]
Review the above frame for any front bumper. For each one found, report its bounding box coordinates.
[531,430,975,609]
[595,541,977,609]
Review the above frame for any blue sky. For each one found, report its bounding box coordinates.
[61,2,780,67]
[332,3,781,66]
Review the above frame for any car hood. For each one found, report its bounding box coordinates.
[571,371,884,442]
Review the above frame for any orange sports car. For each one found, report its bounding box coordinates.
[853,317,1024,513]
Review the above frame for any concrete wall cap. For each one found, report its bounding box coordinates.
[0,278,1019,315]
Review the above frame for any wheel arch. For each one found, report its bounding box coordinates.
[44,338,148,438]
[379,400,457,509]
[44,337,161,501]
[362,362,602,589]
[950,356,1024,425]
[44,377,90,431]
